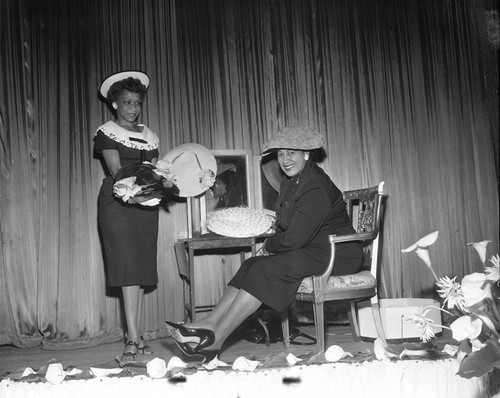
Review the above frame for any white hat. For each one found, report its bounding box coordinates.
[161,143,217,197]
[99,70,150,99]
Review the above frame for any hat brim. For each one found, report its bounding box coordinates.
[217,163,237,176]
[261,156,284,192]
[162,143,217,197]
[99,71,150,99]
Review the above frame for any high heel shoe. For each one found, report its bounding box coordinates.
[165,321,215,350]
[137,336,153,355]
[199,350,220,363]
[171,340,219,364]
[121,341,138,363]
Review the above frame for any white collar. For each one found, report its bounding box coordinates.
[96,120,159,150]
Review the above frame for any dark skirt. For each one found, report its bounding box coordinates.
[98,177,159,287]
[228,241,363,312]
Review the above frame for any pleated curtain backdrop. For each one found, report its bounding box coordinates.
[0,0,498,347]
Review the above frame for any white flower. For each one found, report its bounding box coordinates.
[199,169,216,189]
[154,159,177,186]
[467,240,492,265]
[166,356,187,371]
[286,353,303,365]
[113,176,142,202]
[470,338,487,352]
[202,356,229,370]
[403,306,439,342]
[146,358,167,378]
[232,356,260,371]
[155,158,173,171]
[325,345,353,362]
[45,363,66,385]
[461,272,491,307]
[485,254,500,284]
[401,231,439,281]
[450,315,482,341]
[436,276,467,312]
[401,231,439,254]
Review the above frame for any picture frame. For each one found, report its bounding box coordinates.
[199,149,255,235]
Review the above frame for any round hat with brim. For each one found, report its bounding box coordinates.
[161,143,217,197]
[261,126,325,155]
[99,70,150,99]
[261,156,284,192]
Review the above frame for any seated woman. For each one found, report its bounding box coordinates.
[166,125,364,362]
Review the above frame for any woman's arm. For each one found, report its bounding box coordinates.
[102,149,121,178]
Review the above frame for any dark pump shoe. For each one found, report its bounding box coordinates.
[165,321,215,350]
[165,321,219,362]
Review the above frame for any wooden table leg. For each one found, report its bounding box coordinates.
[188,244,196,322]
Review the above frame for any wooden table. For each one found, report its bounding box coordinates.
[174,233,271,321]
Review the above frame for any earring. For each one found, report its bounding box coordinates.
[112,103,118,109]
[304,154,309,160]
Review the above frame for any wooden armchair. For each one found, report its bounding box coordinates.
[281,181,386,352]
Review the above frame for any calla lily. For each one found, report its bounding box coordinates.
[401,231,439,281]
[461,273,491,307]
[450,315,482,342]
[467,240,492,265]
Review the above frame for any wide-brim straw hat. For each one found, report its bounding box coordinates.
[261,125,325,155]
[161,143,217,198]
[99,70,150,99]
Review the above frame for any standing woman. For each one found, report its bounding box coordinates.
[94,71,159,361]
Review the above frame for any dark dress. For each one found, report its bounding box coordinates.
[229,160,363,312]
[94,121,160,287]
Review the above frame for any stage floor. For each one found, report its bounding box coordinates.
[0,325,487,398]
[0,325,363,375]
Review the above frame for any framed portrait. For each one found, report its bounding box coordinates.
[199,149,254,235]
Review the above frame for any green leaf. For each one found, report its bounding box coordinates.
[457,339,500,378]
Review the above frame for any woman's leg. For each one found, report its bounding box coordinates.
[122,285,140,354]
[186,286,239,329]
[208,289,262,350]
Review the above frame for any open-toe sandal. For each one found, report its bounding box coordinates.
[137,336,153,355]
[121,341,139,363]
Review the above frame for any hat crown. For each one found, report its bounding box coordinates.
[262,126,325,155]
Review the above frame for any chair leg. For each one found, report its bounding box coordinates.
[347,301,361,341]
[281,310,290,348]
[312,301,325,352]
[370,296,386,344]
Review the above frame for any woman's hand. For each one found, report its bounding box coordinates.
[128,196,160,207]
[256,239,270,256]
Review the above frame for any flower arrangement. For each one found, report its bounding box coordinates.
[113,161,179,206]
[402,231,500,380]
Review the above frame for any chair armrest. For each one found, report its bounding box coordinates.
[329,231,377,244]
